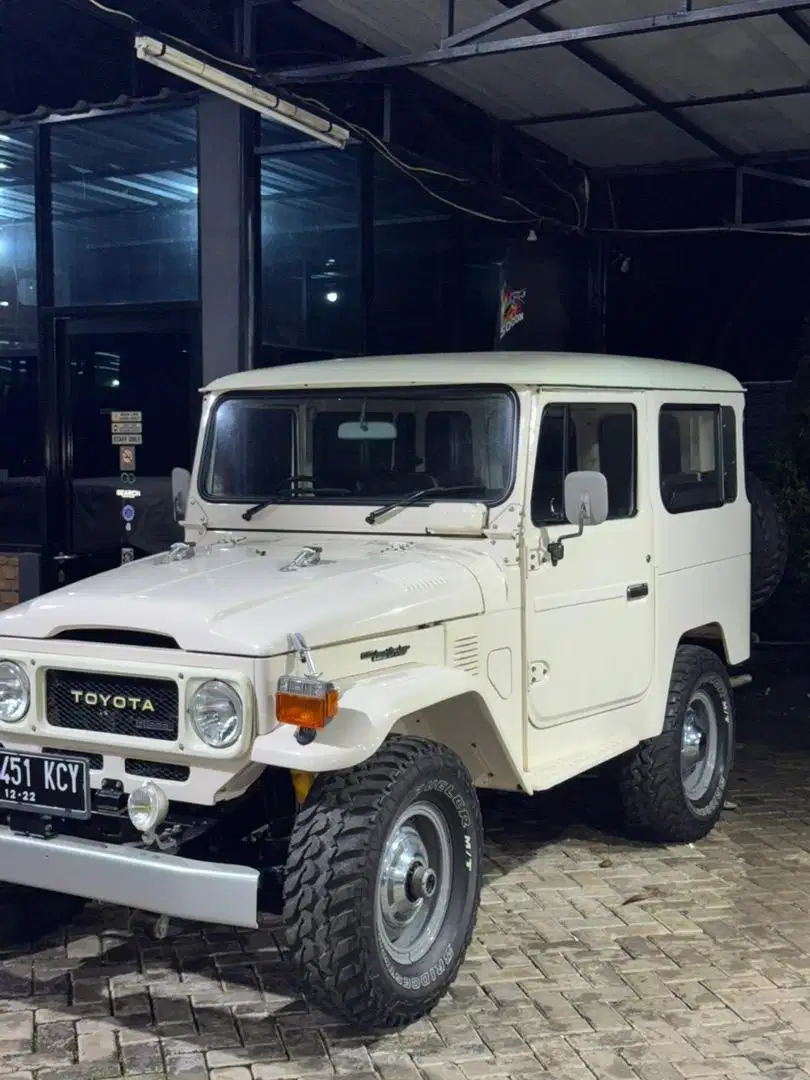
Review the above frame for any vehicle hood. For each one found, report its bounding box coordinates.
[0,536,491,655]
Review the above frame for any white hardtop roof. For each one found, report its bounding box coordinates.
[205,352,744,395]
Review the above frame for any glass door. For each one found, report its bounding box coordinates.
[49,314,200,590]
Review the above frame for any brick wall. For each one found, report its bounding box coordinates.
[0,555,20,610]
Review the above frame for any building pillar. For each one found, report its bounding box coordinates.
[197,94,258,382]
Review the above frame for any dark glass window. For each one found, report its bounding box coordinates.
[205,399,295,500]
[51,108,199,307]
[531,403,636,525]
[203,387,515,506]
[371,158,456,356]
[0,128,37,353]
[260,148,361,362]
[0,355,43,545]
[0,128,42,545]
[659,405,737,514]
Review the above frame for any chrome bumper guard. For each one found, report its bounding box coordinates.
[0,827,260,928]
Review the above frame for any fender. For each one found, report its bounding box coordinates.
[251,665,527,789]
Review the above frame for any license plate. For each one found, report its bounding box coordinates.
[0,751,90,819]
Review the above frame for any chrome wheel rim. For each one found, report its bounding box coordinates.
[375,800,453,966]
[680,687,720,802]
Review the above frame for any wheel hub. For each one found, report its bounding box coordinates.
[408,863,437,901]
[375,801,453,966]
[680,688,720,803]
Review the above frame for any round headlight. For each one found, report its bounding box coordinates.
[189,680,243,749]
[127,781,169,834]
[0,661,30,724]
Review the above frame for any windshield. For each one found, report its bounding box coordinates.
[201,386,516,507]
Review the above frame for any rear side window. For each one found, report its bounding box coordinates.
[659,404,738,514]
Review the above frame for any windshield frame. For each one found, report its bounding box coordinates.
[197,383,520,511]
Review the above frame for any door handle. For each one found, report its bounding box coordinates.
[626,583,649,601]
[53,553,79,563]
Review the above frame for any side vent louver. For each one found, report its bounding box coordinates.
[452,635,480,675]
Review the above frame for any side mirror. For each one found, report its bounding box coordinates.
[564,470,609,528]
[548,470,609,567]
[171,467,191,522]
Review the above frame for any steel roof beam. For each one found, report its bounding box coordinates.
[779,8,810,45]
[496,0,740,164]
[443,0,562,48]
[274,0,810,80]
[508,83,810,127]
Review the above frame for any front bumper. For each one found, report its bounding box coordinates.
[0,826,260,928]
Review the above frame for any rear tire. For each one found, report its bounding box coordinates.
[283,736,483,1031]
[748,471,788,611]
[619,645,734,843]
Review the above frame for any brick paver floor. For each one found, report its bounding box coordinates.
[2,647,810,1080]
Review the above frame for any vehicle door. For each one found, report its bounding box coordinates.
[523,390,654,740]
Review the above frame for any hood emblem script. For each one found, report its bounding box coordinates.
[280,546,322,572]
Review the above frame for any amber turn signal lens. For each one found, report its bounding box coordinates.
[275,675,338,730]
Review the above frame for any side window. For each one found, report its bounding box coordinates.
[531,403,636,525]
[659,404,737,514]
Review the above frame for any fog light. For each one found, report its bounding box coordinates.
[127,781,169,834]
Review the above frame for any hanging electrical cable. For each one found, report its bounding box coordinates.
[79,0,581,228]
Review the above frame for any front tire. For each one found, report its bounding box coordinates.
[619,645,734,843]
[283,736,483,1031]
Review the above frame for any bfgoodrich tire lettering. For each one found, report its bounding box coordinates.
[619,645,734,843]
[283,735,483,1030]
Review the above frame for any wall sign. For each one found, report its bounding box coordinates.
[119,446,136,471]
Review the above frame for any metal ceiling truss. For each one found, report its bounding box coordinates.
[274,0,810,169]
[274,1,810,78]
[508,84,810,128]
[734,166,810,231]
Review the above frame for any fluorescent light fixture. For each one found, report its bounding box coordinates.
[135,35,349,150]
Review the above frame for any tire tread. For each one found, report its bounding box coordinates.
[619,645,732,843]
[283,735,482,1030]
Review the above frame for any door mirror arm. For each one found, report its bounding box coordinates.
[547,520,584,567]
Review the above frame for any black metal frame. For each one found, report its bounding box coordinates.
[272,0,810,173]
[274,1,810,78]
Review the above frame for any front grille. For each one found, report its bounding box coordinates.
[42,746,103,771]
[45,670,179,742]
[125,759,189,782]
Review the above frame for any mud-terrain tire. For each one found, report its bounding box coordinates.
[283,736,483,1031]
[619,645,734,843]
[0,887,85,948]
[748,471,788,612]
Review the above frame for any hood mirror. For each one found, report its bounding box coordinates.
[171,467,191,522]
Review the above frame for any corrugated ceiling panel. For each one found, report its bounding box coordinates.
[524,112,716,168]
[687,96,810,155]
[299,0,638,119]
[296,0,810,166]
[560,8,810,99]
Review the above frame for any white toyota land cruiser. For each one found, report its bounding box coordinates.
[0,352,760,1029]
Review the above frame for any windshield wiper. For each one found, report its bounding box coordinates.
[240,496,289,522]
[242,478,355,522]
[365,485,483,525]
